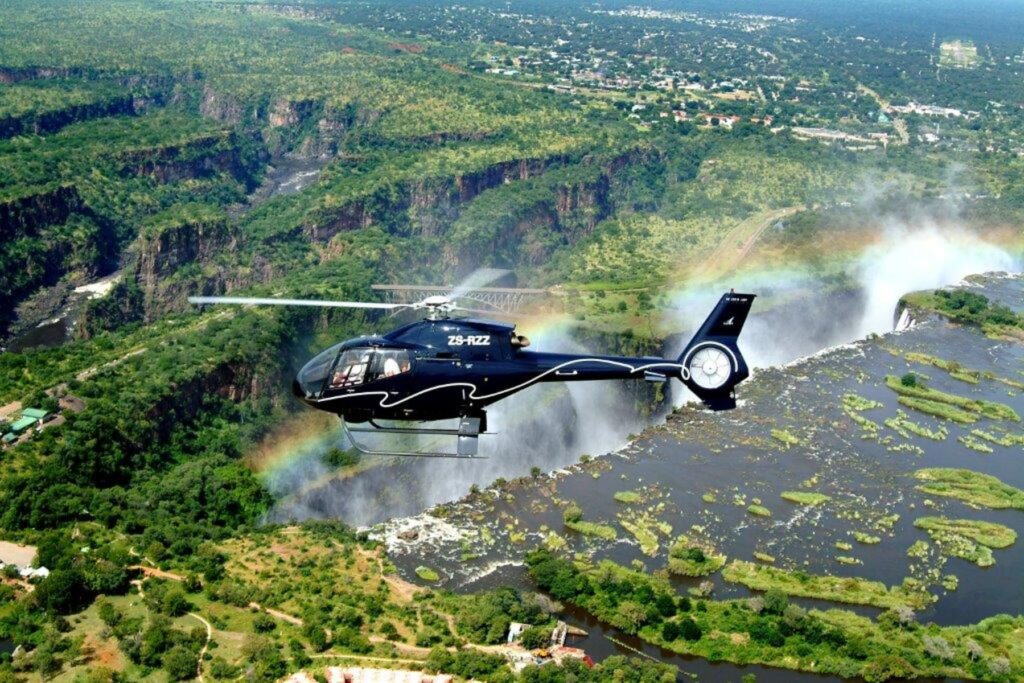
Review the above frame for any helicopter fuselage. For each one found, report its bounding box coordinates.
[292,317,687,424]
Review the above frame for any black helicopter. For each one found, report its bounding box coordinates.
[190,276,754,457]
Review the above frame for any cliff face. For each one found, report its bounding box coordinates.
[0,95,137,140]
[0,187,118,329]
[0,185,85,239]
[134,210,236,321]
[116,131,256,186]
[304,154,571,246]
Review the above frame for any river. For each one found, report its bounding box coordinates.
[357,273,1022,682]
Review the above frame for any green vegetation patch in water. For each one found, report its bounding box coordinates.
[770,428,800,447]
[914,468,1024,510]
[781,491,831,506]
[667,536,727,577]
[722,560,930,609]
[886,375,1020,422]
[415,565,441,582]
[958,434,995,454]
[614,490,642,504]
[746,504,772,517]
[914,517,1017,549]
[884,410,948,441]
[904,352,981,383]
[852,532,881,545]
[971,429,1024,447]
[898,396,978,424]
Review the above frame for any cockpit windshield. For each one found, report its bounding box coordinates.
[295,342,343,398]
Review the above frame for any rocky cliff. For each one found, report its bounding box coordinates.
[0,95,137,140]
[133,206,237,321]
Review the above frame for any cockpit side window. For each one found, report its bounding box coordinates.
[328,348,411,389]
[371,349,411,380]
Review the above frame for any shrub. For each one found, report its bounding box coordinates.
[253,614,277,633]
[662,621,681,641]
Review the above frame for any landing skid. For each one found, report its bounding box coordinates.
[342,416,488,458]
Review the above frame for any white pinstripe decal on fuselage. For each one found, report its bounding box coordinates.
[316,347,737,410]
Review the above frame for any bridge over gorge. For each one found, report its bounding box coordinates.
[372,284,547,314]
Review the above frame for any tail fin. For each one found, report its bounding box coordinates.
[676,292,755,411]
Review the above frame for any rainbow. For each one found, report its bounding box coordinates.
[247,411,342,482]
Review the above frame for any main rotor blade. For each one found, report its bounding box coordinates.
[448,267,511,302]
[188,296,404,310]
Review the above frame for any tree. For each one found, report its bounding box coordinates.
[762,589,789,615]
[661,621,681,641]
[617,601,649,634]
[161,588,190,617]
[518,625,551,650]
[34,568,89,614]
[654,593,676,617]
[900,373,918,388]
[679,618,702,642]
[164,646,199,681]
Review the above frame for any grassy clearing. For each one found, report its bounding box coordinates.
[781,491,831,506]
[914,468,1024,510]
[722,560,930,609]
[939,39,981,69]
